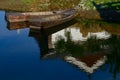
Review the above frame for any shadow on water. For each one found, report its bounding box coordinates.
[29,30,50,58]
[92,1,120,23]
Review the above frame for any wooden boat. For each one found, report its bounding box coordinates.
[6,9,77,22]
[6,9,78,29]
[29,9,78,29]
[7,22,29,30]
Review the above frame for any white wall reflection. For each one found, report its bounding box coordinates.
[52,27,111,43]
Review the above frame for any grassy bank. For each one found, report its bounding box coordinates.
[0,0,120,12]
[0,0,79,12]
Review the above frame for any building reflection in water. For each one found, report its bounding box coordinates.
[7,19,120,79]
[31,20,120,79]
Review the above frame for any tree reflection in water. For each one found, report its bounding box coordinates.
[54,30,120,79]
[54,31,84,57]
[105,35,120,79]
[29,20,120,79]
[54,30,108,57]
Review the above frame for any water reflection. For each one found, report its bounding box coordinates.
[29,29,50,57]
[7,21,29,30]
[105,35,120,79]
[6,14,120,79]
[53,30,109,74]
[30,20,120,79]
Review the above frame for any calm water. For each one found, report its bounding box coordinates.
[0,11,120,80]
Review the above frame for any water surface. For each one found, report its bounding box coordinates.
[0,11,120,80]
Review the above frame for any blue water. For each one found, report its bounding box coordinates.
[0,11,120,80]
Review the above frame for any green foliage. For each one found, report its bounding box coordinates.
[81,0,120,10]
